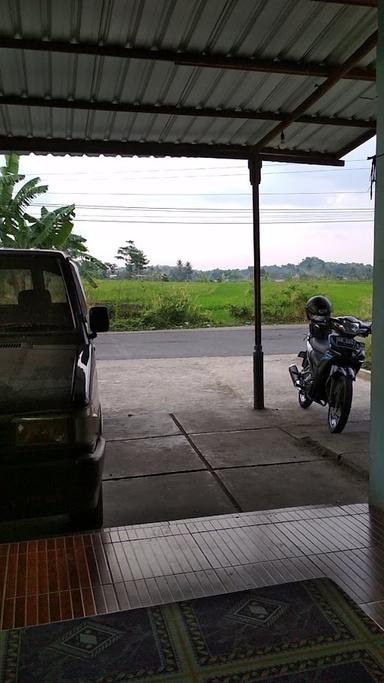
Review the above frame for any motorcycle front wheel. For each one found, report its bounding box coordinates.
[328,374,353,433]
[298,353,313,409]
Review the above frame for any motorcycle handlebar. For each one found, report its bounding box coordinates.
[329,317,372,336]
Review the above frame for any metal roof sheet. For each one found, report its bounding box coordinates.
[0,0,377,163]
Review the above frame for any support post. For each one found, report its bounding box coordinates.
[369,0,384,508]
[249,156,264,410]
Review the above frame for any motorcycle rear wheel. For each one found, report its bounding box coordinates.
[328,375,353,433]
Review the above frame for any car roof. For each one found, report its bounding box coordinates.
[0,248,69,259]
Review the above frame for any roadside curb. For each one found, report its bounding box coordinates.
[297,435,369,480]
[359,369,371,382]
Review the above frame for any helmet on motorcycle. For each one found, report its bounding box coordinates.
[305,295,332,322]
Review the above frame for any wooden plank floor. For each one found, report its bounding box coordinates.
[1,502,384,630]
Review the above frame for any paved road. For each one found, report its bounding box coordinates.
[95,325,307,360]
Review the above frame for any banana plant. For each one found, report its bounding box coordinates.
[0,153,105,284]
[0,153,48,245]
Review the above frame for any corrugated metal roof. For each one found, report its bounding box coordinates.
[0,0,377,162]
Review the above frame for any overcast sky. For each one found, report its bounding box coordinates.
[4,136,376,270]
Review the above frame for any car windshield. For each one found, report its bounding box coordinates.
[0,253,75,334]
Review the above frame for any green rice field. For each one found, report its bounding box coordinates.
[85,279,372,329]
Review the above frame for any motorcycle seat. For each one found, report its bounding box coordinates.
[310,337,330,354]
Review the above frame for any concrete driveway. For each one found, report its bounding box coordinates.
[98,354,370,528]
[0,353,370,542]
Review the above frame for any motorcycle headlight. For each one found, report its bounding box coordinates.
[13,416,71,447]
[345,321,360,335]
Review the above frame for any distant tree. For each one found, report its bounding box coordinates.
[184,261,193,281]
[116,240,149,278]
[76,253,108,282]
[298,257,326,278]
[104,262,118,278]
[173,259,184,281]
[261,257,372,282]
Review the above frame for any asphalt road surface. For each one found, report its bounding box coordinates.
[95,325,308,360]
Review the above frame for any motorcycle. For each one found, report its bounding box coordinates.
[289,314,371,433]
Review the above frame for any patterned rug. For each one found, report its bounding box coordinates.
[1,577,384,682]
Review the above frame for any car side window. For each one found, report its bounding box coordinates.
[69,263,88,319]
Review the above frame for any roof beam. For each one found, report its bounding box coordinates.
[0,37,375,82]
[337,128,376,157]
[0,95,376,129]
[312,1,377,7]
[251,30,378,152]
[0,136,344,165]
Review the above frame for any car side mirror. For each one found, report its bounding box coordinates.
[89,306,109,335]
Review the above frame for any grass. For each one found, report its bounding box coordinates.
[85,279,373,330]
[364,337,372,370]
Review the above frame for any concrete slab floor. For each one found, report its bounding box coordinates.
[99,355,371,421]
[172,406,276,434]
[103,435,204,479]
[283,422,370,477]
[103,412,180,440]
[99,407,368,529]
[216,459,367,511]
[191,428,322,468]
[96,348,371,529]
[337,451,369,478]
[98,357,244,414]
[287,426,370,457]
[102,470,236,526]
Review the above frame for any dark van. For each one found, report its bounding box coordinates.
[0,249,109,528]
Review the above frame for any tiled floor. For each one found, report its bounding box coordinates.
[1,502,384,631]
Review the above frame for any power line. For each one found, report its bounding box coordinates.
[27,203,374,211]
[28,167,371,179]
[15,165,371,180]
[41,190,370,196]
[69,218,374,224]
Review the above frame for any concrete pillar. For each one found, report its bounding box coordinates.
[369,1,384,507]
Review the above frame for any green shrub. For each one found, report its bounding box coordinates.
[262,282,313,323]
[141,288,208,329]
[108,302,143,322]
[228,303,253,323]
[364,337,371,370]
[104,288,208,330]
[110,317,142,331]
[358,297,372,321]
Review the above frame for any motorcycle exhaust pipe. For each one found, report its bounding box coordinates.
[289,364,301,388]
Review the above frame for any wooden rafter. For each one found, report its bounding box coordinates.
[0,136,345,165]
[251,31,377,152]
[0,95,376,129]
[0,37,375,82]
